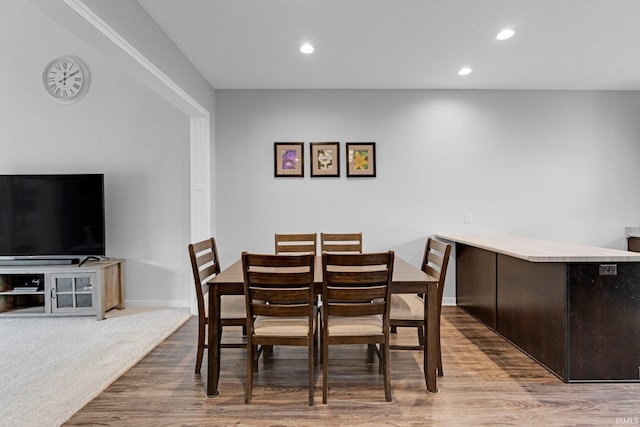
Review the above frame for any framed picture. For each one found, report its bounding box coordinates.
[274,142,304,177]
[346,142,376,177]
[310,142,340,177]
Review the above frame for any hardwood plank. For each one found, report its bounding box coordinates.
[65,307,640,426]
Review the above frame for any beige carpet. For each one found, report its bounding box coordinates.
[0,307,191,427]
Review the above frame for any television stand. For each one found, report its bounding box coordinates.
[0,258,79,266]
[0,259,125,320]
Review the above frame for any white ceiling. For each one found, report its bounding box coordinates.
[137,0,640,90]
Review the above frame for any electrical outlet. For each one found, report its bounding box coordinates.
[599,264,617,276]
[464,213,472,224]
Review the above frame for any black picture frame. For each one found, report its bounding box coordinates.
[310,142,340,177]
[274,142,304,177]
[346,142,376,177]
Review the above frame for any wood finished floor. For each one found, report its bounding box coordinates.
[65,307,640,426]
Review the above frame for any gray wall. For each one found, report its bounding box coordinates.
[7,1,640,307]
[2,0,197,306]
[215,89,640,303]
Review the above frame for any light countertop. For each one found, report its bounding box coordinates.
[435,233,640,263]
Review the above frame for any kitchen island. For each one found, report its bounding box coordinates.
[436,233,640,382]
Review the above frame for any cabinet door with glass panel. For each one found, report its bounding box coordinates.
[50,273,96,314]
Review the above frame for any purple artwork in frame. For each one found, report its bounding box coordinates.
[274,142,304,177]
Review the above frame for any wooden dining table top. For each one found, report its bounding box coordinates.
[208,255,438,293]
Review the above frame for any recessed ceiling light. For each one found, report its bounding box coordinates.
[496,28,515,41]
[300,43,314,54]
[458,67,472,76]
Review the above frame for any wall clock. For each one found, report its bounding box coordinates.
[42,56,90,104]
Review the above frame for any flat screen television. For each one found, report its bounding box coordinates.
[0,174,105,261]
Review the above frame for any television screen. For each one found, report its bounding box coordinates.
[0,174,105,258]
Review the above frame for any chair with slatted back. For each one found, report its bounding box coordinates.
[242,252,317,405]
[188,238,246,374]
[273,233,318,359]
[389,238,451,376]
[320,232,362,253]
[275,233,318,255]
[321,251,394,403]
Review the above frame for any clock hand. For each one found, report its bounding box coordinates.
[58,70,79,84]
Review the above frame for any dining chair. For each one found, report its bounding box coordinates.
[242,252,317,405]
[273,233,318,359]
[188,237,246,374]
[389,237,451,376]
[321,251,394,403]
[275,233,318,255]
[320,232,362,253]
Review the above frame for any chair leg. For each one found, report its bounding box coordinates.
[322,336,329,404]
[314,310,322,366]
[437,322,444,377]
[195,345,204,374]
[383,343,391,402]
[195,322,205,374]
[245,341,254,403]
[417,326,425,348]
[367,344,374,363]
[417,324,443,375]
[263,344,273,362]
[308,338,315,406]
[313,337,319,366]
[253,345,260,372]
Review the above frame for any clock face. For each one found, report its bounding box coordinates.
[42,57,90,104]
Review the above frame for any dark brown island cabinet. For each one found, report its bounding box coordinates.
[437,233,640,383]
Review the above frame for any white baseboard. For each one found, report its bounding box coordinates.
[442,297,456,307]
[124,299,191,309]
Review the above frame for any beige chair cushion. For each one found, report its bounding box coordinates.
[254,316,311,336]
[327,315,383,336]
[204,294,246,319]
[390,294,424,320]
[221,295,246,318]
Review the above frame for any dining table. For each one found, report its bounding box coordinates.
[206,255,439,398]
